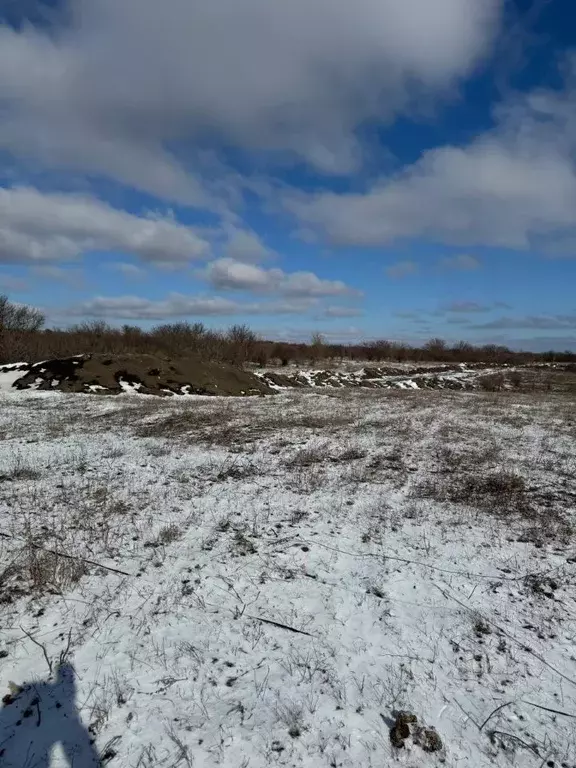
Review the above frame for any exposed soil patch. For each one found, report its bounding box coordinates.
[3,357,575,397]
[256,362,576,393]
[2,354,273,397]
[257,363,507,391]
[389,711,444,754]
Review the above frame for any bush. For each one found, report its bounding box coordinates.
[478,373,505,391]
[0,294,574,368]
[0,295,45,332]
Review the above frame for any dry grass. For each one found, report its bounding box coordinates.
[287,445,331,468]
[0,383,575,768]
[412,468,572,542]
[157,524,182,545]
[434,444,502,473]
[131,399,356,449]
[284,464,328,495]
[0,545,88,604]
[413,469,527,509]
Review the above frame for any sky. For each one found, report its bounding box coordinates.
[0,0,575,351]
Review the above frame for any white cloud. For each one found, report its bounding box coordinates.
[224,228,275,263]
[472,314,576,330]
[0,187,210,266]
[64,294,316,320]
[0,0,501,197]
[292,59,576,250]
[441,301,490,313]
[259,325,366,343]
[496,336,576,352]
[386,260,419,278]
[31,265,85,287]
[439,254,481,270]
[109,263,147,279]
[0,274,29,292]
[204,258,361,297]
[321,306,364,318]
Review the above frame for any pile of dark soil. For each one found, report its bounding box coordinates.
[255,364,486,390]
[6,354,274,396]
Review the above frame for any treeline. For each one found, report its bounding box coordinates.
[0,296,574,367]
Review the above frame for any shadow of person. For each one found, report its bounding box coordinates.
[0,663,101,767]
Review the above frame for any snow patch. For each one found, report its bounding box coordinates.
[0,389,573,768]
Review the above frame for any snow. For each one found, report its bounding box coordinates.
[0,388,574,767]
[0,363,29,391]
[118,378,143,393]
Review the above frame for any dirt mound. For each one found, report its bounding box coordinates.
[255,363,502,391]
[5,354,274,396]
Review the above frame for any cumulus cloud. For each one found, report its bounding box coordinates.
[0,0,500,197]
[439,254,481,270]
[292,58,576,250]
[204,258,361,297]
[386,260,419,278]
[64,294,316,320]
[224,228,275,263]
[0,187,209,266]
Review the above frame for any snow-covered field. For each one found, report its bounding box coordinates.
[0,387,575,767]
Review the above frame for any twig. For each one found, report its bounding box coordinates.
[488,730,540,756]
[0,531,131,577]
[306,539,525,581]
[523,700,576,719]
[452,698,481,730]
[479,701,513,731]
[58,628,73,667]
[20,627,53,676]
[247,615,313,637]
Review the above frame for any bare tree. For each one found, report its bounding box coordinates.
[424,337,449,361]
[226,324,258,366]
[0,295,46,363]
[0,295,45,332]
[310,332,325,364]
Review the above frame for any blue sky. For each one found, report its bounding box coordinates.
[0,0,575,350]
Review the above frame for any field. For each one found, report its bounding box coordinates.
[0,375,575,767]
